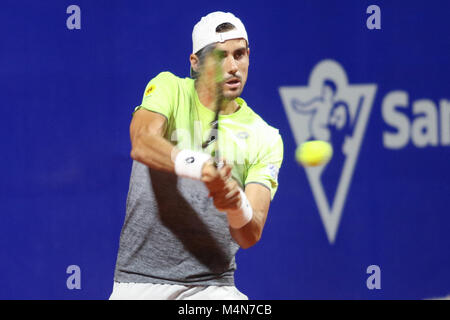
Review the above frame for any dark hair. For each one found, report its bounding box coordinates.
[215,22,236,33]
[190,23,237,79]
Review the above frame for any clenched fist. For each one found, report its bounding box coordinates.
[201,160,242,212]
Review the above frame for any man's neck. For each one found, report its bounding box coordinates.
[195,83,240,115]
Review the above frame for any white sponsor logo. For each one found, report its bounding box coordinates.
[279,60,377,244]
[267,164,279,180]
[382,92,450,148]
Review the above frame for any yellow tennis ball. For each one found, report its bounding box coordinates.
[296,140,333,167]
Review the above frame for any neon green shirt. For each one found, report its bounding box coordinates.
[135,72,283,200]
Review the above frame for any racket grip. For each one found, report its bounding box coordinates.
[215,158,224,170]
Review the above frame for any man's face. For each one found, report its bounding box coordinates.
[215,39,249,100]
[191,38,250,100]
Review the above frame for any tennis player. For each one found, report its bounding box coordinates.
[110,11,284,300]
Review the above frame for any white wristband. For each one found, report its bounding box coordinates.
[226,188,253,229]
[174,149,211,180]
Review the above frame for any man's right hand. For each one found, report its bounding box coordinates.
[201,160,242,212]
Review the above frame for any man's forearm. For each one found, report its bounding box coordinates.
[131,131,179,173]
[227,184,271,249]
[229,211,265,249]
[131,130,217,181]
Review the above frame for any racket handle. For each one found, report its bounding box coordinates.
[215,158,224,170]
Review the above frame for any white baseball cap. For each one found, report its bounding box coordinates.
[192,11,248,54]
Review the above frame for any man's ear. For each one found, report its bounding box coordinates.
[190,54,199,72]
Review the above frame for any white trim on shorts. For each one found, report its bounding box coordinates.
[109,282,249,300]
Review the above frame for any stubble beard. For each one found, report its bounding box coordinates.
[222,83,244,101]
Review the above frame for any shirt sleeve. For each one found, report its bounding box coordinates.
[133,72,178,120]
[244,132,284,200]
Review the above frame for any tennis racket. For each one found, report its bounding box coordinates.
[199,48,225,168]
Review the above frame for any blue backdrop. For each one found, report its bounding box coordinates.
[1,0,449,299]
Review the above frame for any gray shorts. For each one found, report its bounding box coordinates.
[109,282,248,300]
